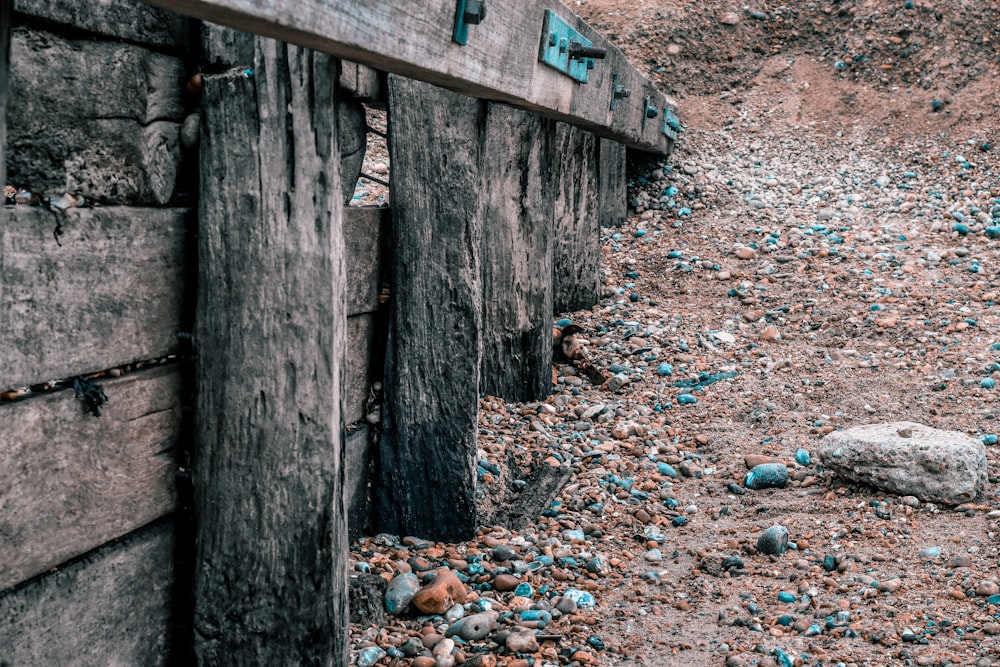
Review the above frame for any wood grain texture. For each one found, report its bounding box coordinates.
[0,520,174,666]
[0,207,189,390]
[345,314,379,425]
[340,60,385,103]
[14,0,192,51]
[1,0,9,192]
[552,123,601,313]
[141,0,673,153]
[344,206,388,316]
[345,424,372,541]
[195,32,348,666]
[8,29,184,202]
[480,102,554,403]
[376,75,480,541]
[0,366,181,592]
[599,137,627,228]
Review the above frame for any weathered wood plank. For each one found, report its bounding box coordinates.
[345,313,379,425]
[552,123,601,313]
[338,96,368,204]
[0,366,181,592]
[599,137,627,229]
[376,75,480,541]
[1,0,9,192]
[142,0,673,153]
[346,424,372,541]
[14,0,192,52]
[196,33,348,665]
[7,28,184,203]
[340,60,385,103]
[0,207,189,390]
[0,520,174,665]
[344,206,388,316]
[480,102,554,402]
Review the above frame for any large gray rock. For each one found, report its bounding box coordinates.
[818,422,987,505]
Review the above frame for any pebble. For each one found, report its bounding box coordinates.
[385,573,420,615]
[505,630,539,653]
[756,525,790,555]
[744,463,789,490]
[356,646,386,667]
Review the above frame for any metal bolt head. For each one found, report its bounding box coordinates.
[646,105,659,119]
[613,84,631,99]
[464,0,486,24]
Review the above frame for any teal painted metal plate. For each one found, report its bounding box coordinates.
[453,0,471,44]
[662,107,681,141]
[538,9,594,84]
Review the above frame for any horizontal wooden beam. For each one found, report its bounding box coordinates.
[0,521,174,666]
[139,0,674,153]
[0,367,180,592]
[0,207,189,389]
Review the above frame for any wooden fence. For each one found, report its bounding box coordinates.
[0,0,676,663]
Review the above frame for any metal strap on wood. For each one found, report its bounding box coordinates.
[139,0,677,153]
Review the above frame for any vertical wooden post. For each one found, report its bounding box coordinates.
[1,0,9,191]
[552,124,601,313]
[376,75,481,541]
[599,138,627,229]
[479,103,555,402]
[195,33,347,665]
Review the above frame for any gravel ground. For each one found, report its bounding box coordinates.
[350,2,1000,666]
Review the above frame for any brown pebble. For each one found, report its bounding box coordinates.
[412,657,436,667]
[463,656,496,667]
[984,623,1000,635]
[976,581,1000,597]
[744,454,781,469]
[411,569,468,615]
[570,650,599,665]
[761,326,780,342]
[493,573,519,592]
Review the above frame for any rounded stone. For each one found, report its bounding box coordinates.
[756,525,790,555]
[744,463,790,490]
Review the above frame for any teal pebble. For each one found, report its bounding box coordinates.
[357,646,386,667]
[795,448,811,466]
[744,463,789,490]
[677,393,697,405]
[777,591,796,603]
[983,434,998,445]
[982,378,996,389]
[514,582,534,598]
[657,362,674,376]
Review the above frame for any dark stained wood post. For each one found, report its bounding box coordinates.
[375,75,482,541]
[479,103,555,402]
[1,0,9,191]
[599,138,627,229]
[195,32,348,665]
[552,124,601,313]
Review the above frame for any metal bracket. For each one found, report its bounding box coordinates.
[538,9,606,84]
[610,72,630,110]
[641,95,658,130]
[662,106,681,141]
[453,0,486,45]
